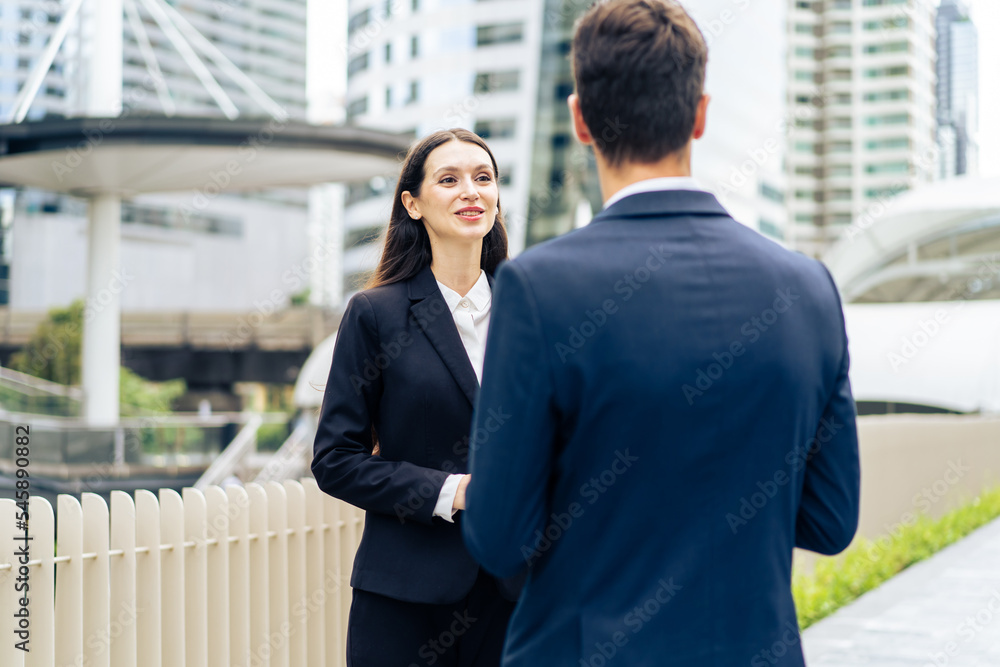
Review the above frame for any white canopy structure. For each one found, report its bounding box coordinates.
[293,332,337,410]
[1,0,411,427]
[824,176,1000,303]
[843,301,1000,414]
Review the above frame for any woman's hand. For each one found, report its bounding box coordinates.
[452,474,472,511]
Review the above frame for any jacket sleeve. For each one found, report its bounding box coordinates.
[462,260,558,577]
[795,269,862,555]
[311,292,450,525]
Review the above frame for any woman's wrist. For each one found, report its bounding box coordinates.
[453,474,472,511]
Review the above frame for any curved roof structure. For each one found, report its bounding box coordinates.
[843,301,1000,414]
[294,331,337,410]
[824,176,1000,303]
[0,116,410,196]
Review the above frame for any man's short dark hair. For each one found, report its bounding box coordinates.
[571,0,707,167]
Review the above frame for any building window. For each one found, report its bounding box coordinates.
[828,22,851,35]
[864,89,909,102]
[411,36,419,58]
[864,65,908,78]
[412,0,419,11]
[865,184,909,199]
[760,183,785,204]
[865,113,909,126]
[828,141,852,153]
[794,47,815,58]
[385,86,392,109]
[864,17,908,30]
[406,80,419,105]
[473,70,520,94]
[865,162,910,174]
[346,96,368,120]
[794,24,817,35]
[866,137,910,150]
[795,70,818,83]
[385,42,392,63]
[863,41,909,54]
[476,22,524,47]
[830,189,853,201]
[759,219,785,240]
[862,0,907,6]
[827,165,853,177]
[348,8,371,35]
[826,46,851,58]
[348,52,370,77]
[474,118,517,139]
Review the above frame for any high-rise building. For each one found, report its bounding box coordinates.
[341,0,548,292]
[935,0,978,179]
[786,0,938,258]
[341,0,789,297]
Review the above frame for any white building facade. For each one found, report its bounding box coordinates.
[786,0,938,257]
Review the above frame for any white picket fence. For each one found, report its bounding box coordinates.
[0,479,365,667]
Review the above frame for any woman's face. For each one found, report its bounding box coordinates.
[402,140,499,246]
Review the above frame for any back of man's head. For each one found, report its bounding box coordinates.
[572,0,707,168]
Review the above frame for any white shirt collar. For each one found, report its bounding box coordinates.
[602,176,707,210]
[435,269,491,313]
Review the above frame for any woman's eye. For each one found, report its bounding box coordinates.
[440,176,456,184]
[477,174,493,182]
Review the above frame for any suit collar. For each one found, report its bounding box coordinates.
[592,189,730,224]
[406,264,484,407]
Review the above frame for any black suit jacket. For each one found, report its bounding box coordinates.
[312,264,522,604]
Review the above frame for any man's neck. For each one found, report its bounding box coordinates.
[597,148,693,205]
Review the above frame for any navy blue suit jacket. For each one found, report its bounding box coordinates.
[463,189,861,666]
[312,266,522,604]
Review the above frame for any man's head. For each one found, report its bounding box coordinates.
[570,0,709,170]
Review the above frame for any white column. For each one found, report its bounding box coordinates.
[82,194,122,426]
[86,0,124,116]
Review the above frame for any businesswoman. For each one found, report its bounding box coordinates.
[312,128,519,666]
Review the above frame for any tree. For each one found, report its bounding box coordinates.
[7,299,185,415]
[8,300,83,385]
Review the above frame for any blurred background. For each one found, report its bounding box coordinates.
[0,0,997,583]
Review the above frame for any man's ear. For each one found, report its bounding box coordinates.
[401,191,420,220]
[692,93,710,140]
[568,94,593,146]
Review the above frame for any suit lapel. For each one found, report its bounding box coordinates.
[407,265,480,407]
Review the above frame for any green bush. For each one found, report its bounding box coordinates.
[793,486,1000,629]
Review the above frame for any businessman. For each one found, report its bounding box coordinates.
[462,1,861,665]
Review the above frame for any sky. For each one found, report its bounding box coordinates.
[307,0,999,177]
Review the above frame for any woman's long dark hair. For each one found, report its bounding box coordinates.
[365,128,509,289]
